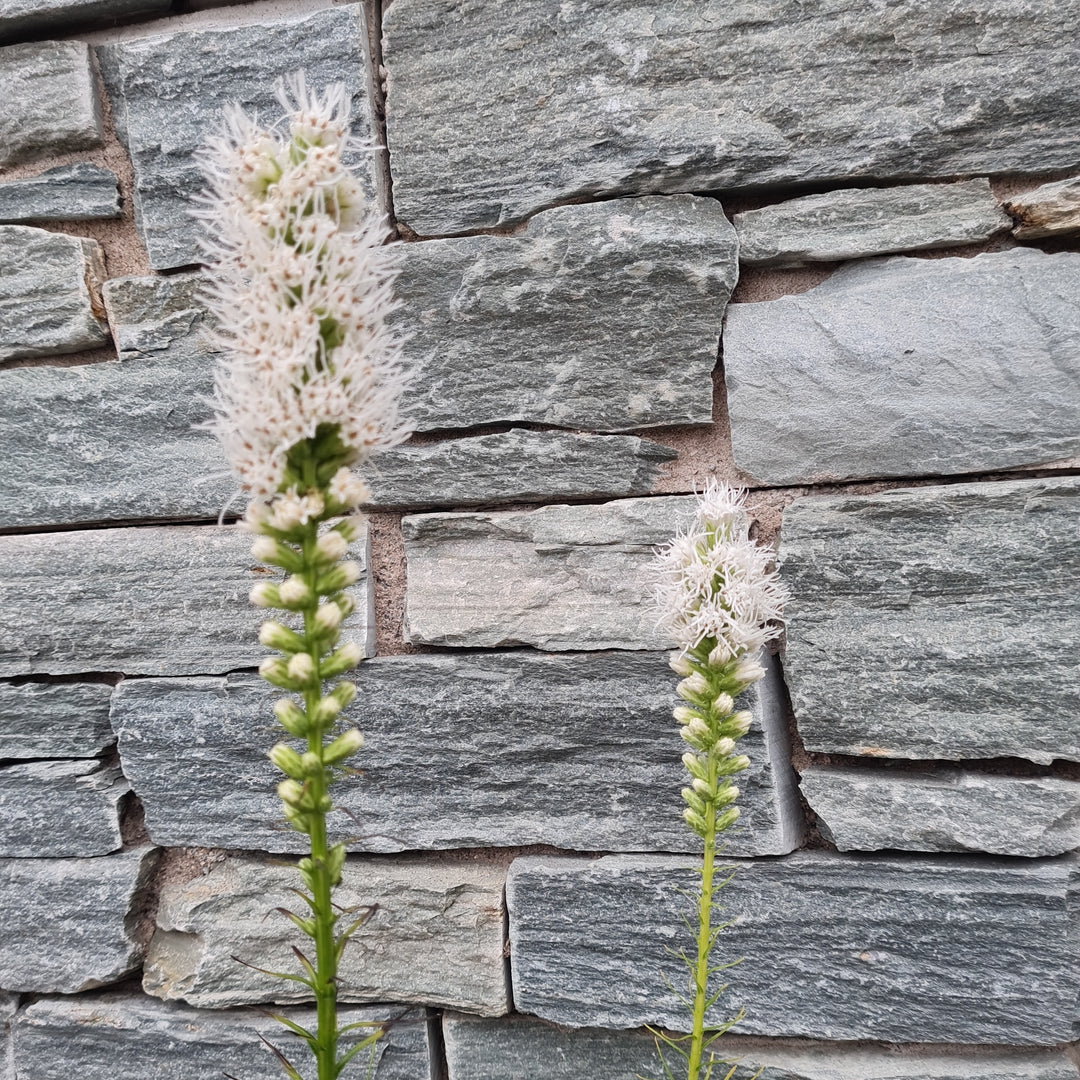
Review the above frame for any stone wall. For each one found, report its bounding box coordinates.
[1,2,1079,1078]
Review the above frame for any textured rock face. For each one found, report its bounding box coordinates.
[0,847,157,992]
[0,165,120,223]
[0,40,101,167]
[779,477,1080,765]
[404,495,695,649]
[105,5,378,269]
[0,523,373,676]
[724,249,1080,485]
[143,855,508,1015]
[0,682,114,759]
[0,1,168,40]
[733,180,1009,267]
[110,651,802,856]
[1006,177,1080,239]
[392,196,735,431]
[12,995,432,1080]
[506,852,1080,1044]
[0,226,107,361]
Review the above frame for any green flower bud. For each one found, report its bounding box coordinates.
[315,560,361,595]
[260,656,295,690]
[273,698,309,737]
[300,751,322,775]
[691,777,712,798]
[336,594,356,618]
[714,784,740,808]
[669,651,694,677]
[279,576,312,608]
[312,694,342,726]
[259,620,305,652]
[717,754,751,777]
[713,692,735,716]
[331,681,358,708]
[725,709,753,738]
[716,806,741,832]
[682,786,707,815]
[323,728,364,765]
[673,705,699,726]
[733,654,766,688]
[334,515,364,544]
[287,652,316,684]
[314,603,343,633]
[283,804,311,834]
[250,582,281,608]
[277,778,305,806]
[714,736,736,757]
[677,672,710,701]
[320,641,362,677]
[325,843,346,886]
[681,751,708,781]
[269,743,305,779]
[315,530,349,563]
[251,537,303,572]
[683,807,708,836]
[687,717,710,741]
[679,725,709,752]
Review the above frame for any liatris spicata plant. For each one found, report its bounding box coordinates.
[195,75,408,1080]
[651,480,788,1080]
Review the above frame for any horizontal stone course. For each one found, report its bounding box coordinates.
[1006,177,1080,239]
[0,1,168,41]
[0,682,114,758]
[0,165,120,223]
[779,477,1080,765]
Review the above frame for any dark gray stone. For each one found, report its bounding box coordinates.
[106,5,379,270]
[0,523,374,677]
[0,165,120,223]
[1006,177,1080,239]
[0,682,114,759]
[733,180,1009,267]
[393,196,735,431]
[779,477,1080,766]
[143,854,508,1015]
[0,759,126,857]
[110,651,802,856]
[0,1,169,41]
[506,851,1080,1044]
[0,847,157,992]
[0,40,101,167]
[0,226,108,361]
[724,249,1080,485]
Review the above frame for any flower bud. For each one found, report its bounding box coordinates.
[716,806,741,832]
[331,681,358,708]
[691,777,712,797]
[315,561,361,595]
[314,603,343,633]
[687,717,710,740]
[681,751,707,781]
[259,656,294,689]
[669,652,694,677]
[679,725,708,751]
[320,641,362,677]
[734,654,766,687]
[717,753,751,776]
[335,593,356,618]
[250,582,281,608]
[672,705,699,726]
[251,536,279,562]
[713,692,735,715]
[682,786,707,815]
[335,515,364,544]
[277,778,305,806]
[300,751,322,775]
[712,736,735,757]
[727,710,753,738]
[323,728,364,765]
[287,652,316,683]
[315,530,349,562]
[259,620,304,652]
[268,743,305,779]
[714,785,740,808]
[677,672,710,700]
[683,807,707,835]
[242,501,272,534]
[252,536,303,572]
[279,576,312,607]
[707,643,733,667]
[273,698,309,737]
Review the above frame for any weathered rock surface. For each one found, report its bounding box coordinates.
[0,993,14,1080]
[0,226,108,361]
[1006,177,1080,239]
[105,5,378,269]
[0,41,101,167]
[0,760,127,857]
[0,165,120,223]
[0,847,157,992]
[724,249,1080,485]
[0,523,373,676]
[506,851,1080,1044]
[393,196,735,431]
[0,682,114,758]
[143,855,508,1015]
[779,477,1080,765]
[0,1,169,41]
[110,651,802,855]
[12,994,432,1080]
[733,180,1009,267]
[404,495,697,650]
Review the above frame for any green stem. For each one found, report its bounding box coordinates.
[687,763,718,1080]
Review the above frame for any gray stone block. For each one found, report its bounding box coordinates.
[143,854,509,1015]
[0,523,374,677]
[724,249,1080,485]
[0,1,169,41]
[110,651,802,856]
[0,165,120,223]
[0,682,114,759]
[733,180,1009,267]
[106,5,378,270]
[0,226,108,362]
[392,196,735,431]
[12,994,432,1080]
[506,851,1080,1044]
[1006,177,1080,239]
[779,477,1080,766]
[0,993,14,1080]
[0,40,101,167]
[0,847,157,993]
[0,759,127,857]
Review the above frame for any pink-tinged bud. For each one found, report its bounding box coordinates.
[287,652,316,683]
[250,582,280,608]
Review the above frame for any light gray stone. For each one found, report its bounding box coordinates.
[1006,177,1080,239]
[0,226,108,362]
[106,5,378,270]
[724,249,1080,485]
[143,854,508,1015]
[12,994,432,1080]
[0,41,101,167]
[733,180,1009,267]
[0,165,120,223]
[0,993,14,1080]
[0,682,114,759]
[0,1,169,41]
[506,851,1080,1044]
[0,847,157,993]
[110,651,802,856]
[393,196,735,431]
[0,759,127,857]
[779,477,1080,766]
[0,523,374,676]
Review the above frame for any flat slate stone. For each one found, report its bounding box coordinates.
[0,226,108,362]
[724,249,1080,485]
[12,994,431,1080]
[801,766,1080,857]
[0,682,114,759]
[0,1,169,42]
[0,759,127,857]
[506,851,1080,1044]
[110,651,802,856]
[392,196,735,431]
[0,523,374,676]
[0,40,101,167]
[0,993,14,1080]
[105,5,379,270]
[0,165,120,223]
[384,0,1080,236]
[779,477,1080,766]
[1006,177,1080,239]
[0,847,157,993]
[733,180,1009,267]
[143,854,508,1015]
